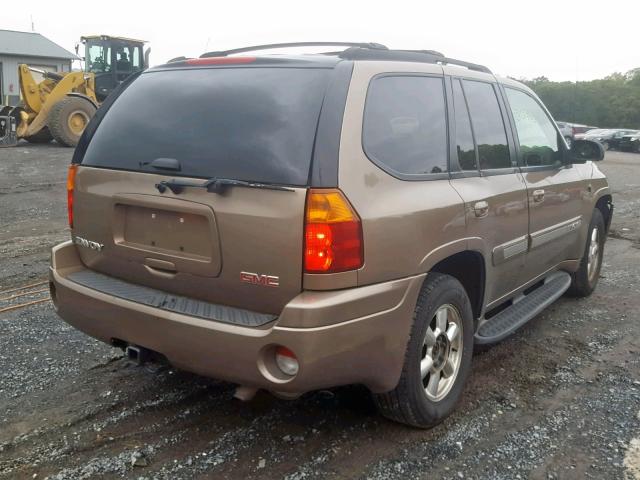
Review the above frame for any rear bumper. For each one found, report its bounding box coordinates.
[50,241,424,393]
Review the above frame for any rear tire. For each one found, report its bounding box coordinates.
[24,127,53,144]
[567,209,605,297]
[373,273,474,428]
[48,96,96,147]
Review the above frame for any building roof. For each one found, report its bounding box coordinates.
[0,29,77,60]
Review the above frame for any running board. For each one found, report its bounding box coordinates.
[474,271,572,345]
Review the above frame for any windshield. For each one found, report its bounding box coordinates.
[85,41,111,73]
[81,67,332,185]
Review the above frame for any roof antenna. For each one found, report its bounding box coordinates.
[30,15,35,32]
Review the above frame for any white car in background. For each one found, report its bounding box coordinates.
[556,121,598,148]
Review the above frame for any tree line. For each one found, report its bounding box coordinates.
[521,69,640,129]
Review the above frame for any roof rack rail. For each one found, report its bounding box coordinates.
[198,42,491,74]
[433,56,492,74]
[201,42,388,58]
[338,48,492,74]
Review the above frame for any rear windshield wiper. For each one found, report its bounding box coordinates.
[155,177,295,195]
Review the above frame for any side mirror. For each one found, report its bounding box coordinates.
[569,139,605,163]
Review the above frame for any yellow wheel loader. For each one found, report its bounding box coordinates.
[0,35,149,147]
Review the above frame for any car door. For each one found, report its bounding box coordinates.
[501,85,588,281]
[447,76,529,309]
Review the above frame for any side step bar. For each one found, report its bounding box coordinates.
[474,271,572,345]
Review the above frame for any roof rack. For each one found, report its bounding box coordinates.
[199,42,491,74]
[338,48,492,73]
[404,50,491,73]
[200,42,388,58]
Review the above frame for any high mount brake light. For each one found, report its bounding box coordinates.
[185,57,256,66]
[67,164,78,229]
[304,189,363,274]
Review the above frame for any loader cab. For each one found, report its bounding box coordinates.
[82,35,148,102]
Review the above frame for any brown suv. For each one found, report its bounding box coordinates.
[50,42,612,428]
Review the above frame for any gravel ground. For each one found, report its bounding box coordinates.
[0,144,639,479]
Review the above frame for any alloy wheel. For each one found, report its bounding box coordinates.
[587,227,600,283]
[420,304,463,402]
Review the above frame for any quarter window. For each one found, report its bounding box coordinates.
[462,80,511,170]
[505,88,561,167]
[452,79,477,171]
[363,76,448,176]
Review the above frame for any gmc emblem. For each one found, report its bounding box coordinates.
[240,271,279,287]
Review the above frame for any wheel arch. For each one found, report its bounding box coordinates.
[428,249,486,322]
[594,193,613,234]
[66,92,99,110]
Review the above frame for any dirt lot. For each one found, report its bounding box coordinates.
[1,144,639,480]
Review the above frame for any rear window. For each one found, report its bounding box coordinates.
[81,67,332,185]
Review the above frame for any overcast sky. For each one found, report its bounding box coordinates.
[3,0,639,81]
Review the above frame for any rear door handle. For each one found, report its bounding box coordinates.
[473,201,489,218]
[532,189,545,203]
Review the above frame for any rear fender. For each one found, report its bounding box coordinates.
[418,237,489,315]
[418,237,488,273]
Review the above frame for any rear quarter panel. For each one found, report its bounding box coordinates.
[337,61,472,287]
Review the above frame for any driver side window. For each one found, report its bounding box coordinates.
[505,87,561,167]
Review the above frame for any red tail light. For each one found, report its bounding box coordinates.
[67,164,77,229]
[304,189,363,273]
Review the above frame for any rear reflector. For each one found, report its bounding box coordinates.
[67,164,78,229]
[275,346,299,376]
[304,189,363,273]
[185,57,256,66]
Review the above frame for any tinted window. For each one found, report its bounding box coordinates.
[81,67,331,185]
[505,88,561,167]
[452,79,477,171]
[363,76,447,175]
[462,80,511,170]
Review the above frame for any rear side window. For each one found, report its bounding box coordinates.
[363,75,448,176]
[462,80,511,170]
[81,67,331,185]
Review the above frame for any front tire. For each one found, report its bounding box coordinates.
[373,273,474,428]
[48,96,96,147]
[567,209,605,297]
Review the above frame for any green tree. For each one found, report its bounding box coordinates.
[523,69,640,129]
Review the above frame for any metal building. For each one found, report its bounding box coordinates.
[0,29,77,105]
